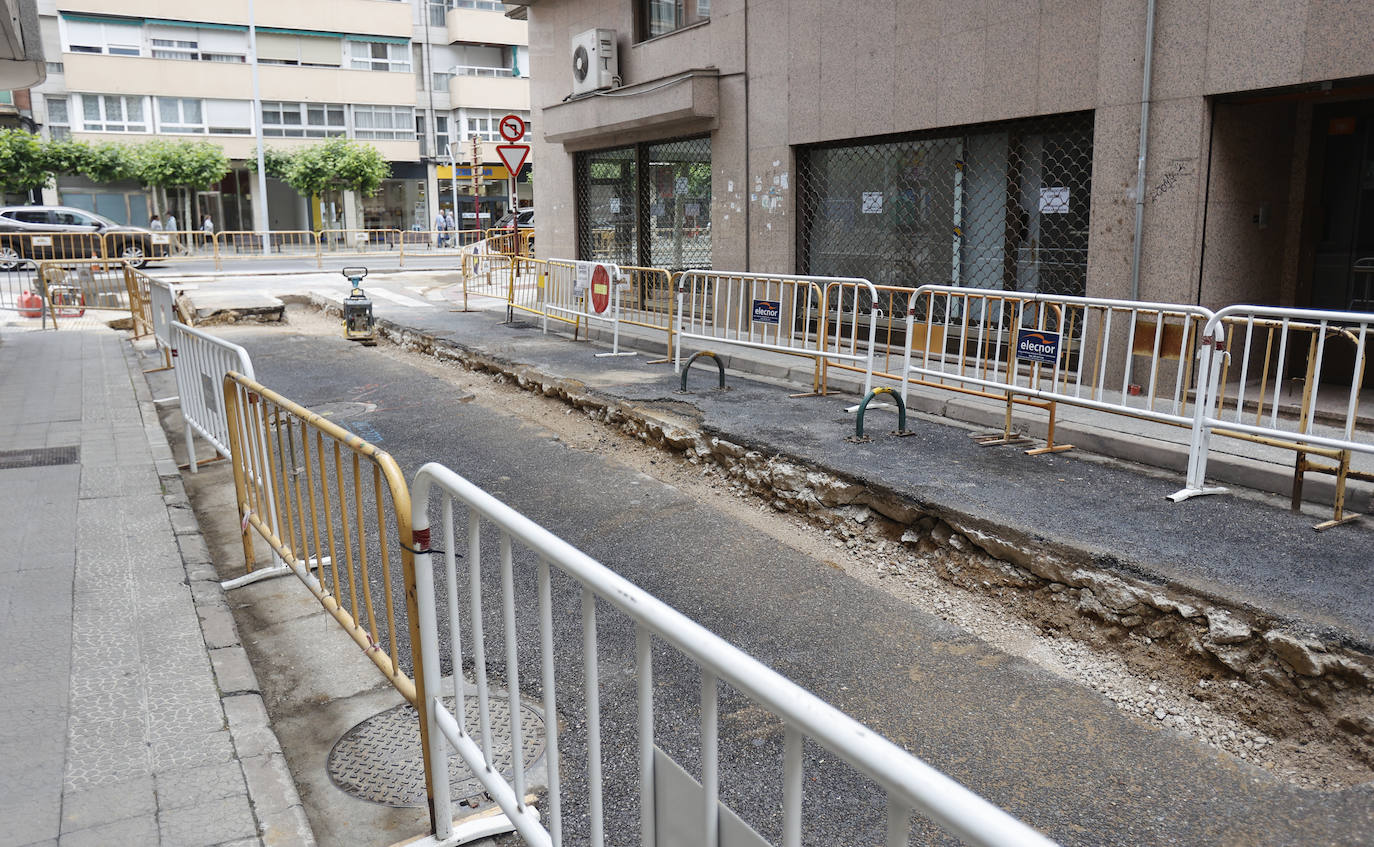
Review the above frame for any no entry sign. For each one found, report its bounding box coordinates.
[589,264,612,314]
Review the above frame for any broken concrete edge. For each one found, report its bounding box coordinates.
[309,293,1374,750]
[122,339,319,847]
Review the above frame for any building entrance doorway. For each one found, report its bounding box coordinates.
[1310,101,1374,314]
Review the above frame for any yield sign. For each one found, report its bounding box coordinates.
[495,144,530,178]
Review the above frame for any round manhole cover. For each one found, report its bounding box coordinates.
[328,693,546,808]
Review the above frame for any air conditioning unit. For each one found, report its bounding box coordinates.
[571,28,617,96]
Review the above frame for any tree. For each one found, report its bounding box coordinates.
[282,138,391,199]
[0,129,52,195]
[134,140,230,221]
[244,146,292,180]
[70,141,137,184]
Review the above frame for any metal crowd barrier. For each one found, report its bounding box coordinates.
[410,462,1058,847]
[170,322,254,472]
[676,270,878,395]
[887,286,1219,451]
[401,228,485,255]
[221,372,440,825]
[217,230,321,266]
[146,276,179,370]
[320,228,405,262]
[1175,305,1373,529]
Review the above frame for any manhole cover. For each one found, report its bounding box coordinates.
[0,446,78,469]
[328,693,546,808]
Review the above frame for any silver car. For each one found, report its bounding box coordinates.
[0,205,169,270]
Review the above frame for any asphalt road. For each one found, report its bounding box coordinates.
[216,321,1374,847]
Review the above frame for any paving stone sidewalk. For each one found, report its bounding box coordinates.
[0,325,313,847]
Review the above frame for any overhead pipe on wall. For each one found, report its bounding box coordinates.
[1130,0,1159,301]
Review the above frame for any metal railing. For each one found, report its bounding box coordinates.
[675,270,878,395]
[1176,305,1373,528]
[147,276,178,365]
[171,322,254,470]
[410,462,1058,847]
[222,372,440,825]
[0,259,51,325]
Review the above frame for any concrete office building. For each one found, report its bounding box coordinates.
[518,0,1374,320]
[22,0,532,232]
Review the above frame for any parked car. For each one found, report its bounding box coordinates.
[494,208,534,230]
[0,205,169,270]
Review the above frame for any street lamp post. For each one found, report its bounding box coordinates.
[248,0,270,254]
[446,141,458,238]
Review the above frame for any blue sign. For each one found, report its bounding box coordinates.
[751,299,781,325]
[1015,328,1061,365]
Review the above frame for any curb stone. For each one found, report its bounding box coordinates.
[125,341,317,847]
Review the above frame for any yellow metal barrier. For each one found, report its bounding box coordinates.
[1,231,106,268]
[33,258,145,330]
[144,229,215,265]
[222,372,440,825]
[320,229,405,263]
[216,230,320,268]
[618,265,674,359]
[398,228,484,257]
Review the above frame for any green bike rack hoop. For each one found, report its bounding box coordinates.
[854,387,907,439]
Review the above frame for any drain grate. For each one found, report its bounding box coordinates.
[0,446,79,470]
[327,693,546,808]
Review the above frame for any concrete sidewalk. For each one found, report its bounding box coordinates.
[0,324,313,847]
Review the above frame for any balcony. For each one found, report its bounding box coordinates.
[56,0,411,38]
[447,7,526,46]
[63,53,414,106]
[64,52,249,99]
[449,72,529,111]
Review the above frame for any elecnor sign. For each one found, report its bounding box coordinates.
[751,299,781,324]
[1015,328,1061,365]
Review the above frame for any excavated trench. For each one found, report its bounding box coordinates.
[306,299,1373,790]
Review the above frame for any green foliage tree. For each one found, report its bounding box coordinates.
[70,141,137,184]
[282,138,391,199]
[0,129,52,194]
[244,146,292,180]
[134,140,230,191]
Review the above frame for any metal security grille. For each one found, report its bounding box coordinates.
[798,112,1094,298]
[576,135,712,270]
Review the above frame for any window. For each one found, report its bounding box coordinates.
[147,25,248,63]
[64,17,143,56]
[575,136,712,270]
[436,115,451,157]
[46,96,70,140]
[80,94,148,132]
[53,209,101,227]
[432,70,454,91]
[206,100,252,135]
[157,97,205,133]
[353,104,414,140]
[8,210,51,224]
[262,101,345,137]
[349,41,411,72]
[151,38,198,61]
[638,0,709,40]
[796,112,1094,297]
[46,61,64,75]
[257,33,342,67]
[464,108,498,142]
[427,1,451,27]
[453,1,505,10]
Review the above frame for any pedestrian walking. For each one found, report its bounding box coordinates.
[165,213,177,233]
[435,208,450,247]
[201,215,213,234]
[149,214,162,232]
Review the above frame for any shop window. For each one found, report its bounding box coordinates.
[796,112,1094,297]
[575,135,711,270]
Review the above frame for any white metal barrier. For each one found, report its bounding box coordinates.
[1173,305,1373,526]
[149,278,178,356]
[545,259,637,357]
[899,285,1221,430]
[170,321,256,471]
[410,462,1058,847]
[675,271,879,396]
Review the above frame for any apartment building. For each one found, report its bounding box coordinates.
[519,0,1374,325]
[23,0,531,232]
